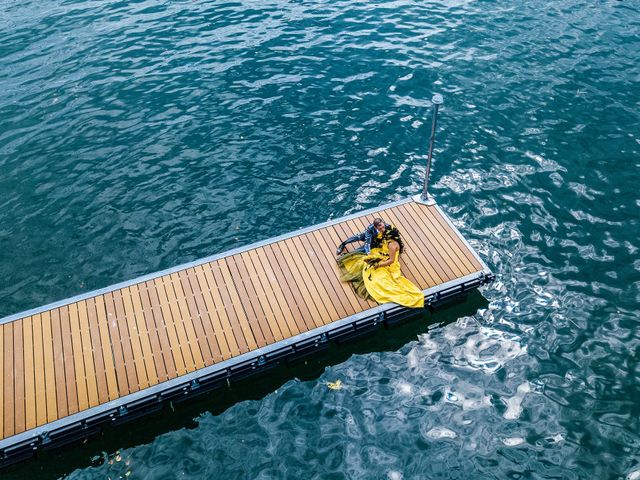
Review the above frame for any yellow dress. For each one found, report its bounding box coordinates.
[337,243,424,309]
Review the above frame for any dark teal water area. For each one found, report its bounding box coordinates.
[1,0,639,478]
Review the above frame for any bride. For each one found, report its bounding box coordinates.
[337,226,424,309]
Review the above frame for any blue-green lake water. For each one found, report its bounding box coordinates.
[1,0,639,478]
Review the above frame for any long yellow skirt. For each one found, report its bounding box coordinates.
[337,247,424,309]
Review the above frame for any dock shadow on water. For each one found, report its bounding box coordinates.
[3,292,488,480]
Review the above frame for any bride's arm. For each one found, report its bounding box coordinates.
[374,241,398,268]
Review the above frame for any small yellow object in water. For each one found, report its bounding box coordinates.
[327,380,343,390]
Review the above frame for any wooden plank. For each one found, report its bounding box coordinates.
[176,270,216,365]
[402,203,467,277]
[162,274,198,372]
[197,265,239,357]
[220,258,266,348]
[421,204,482,271]
[59,307,79,415]
[343,219,365,238]
[95,295,120,401]
[181,268,223,363]
[282,238,337,326]
[250,248,302,336]
[137,283,166,382]
[113,291,139,392]
[293,233,349,319]
[193,265,237,359]
[160,276,195,373]
[392,205,456,282]
[310,228,362,312]
[238,251,283,342]
[128,285,159,387]
[77,301,99,408]
[153,277,188,376]
[270,242,326,329]
[169,272,206,369]
[240,252,281,342]
[416,204,474,273]
[209,260,257,351]
[13,319,25,434]
[41,311,58,422]
[68,303,89,413]
[3,323,14,438]
[120,288,150,390]
[104,292,130,396]
[336,220,360,245]
[262,244,315,333]
[86,298,110,404]
[32,314,47,427]
[142,281,174,381]
[50,309,68,418]
[227,255,275,345]
[303,230,357,316]
[23,316,36,430]
[247,250,289,340]
[288,235,347,321]
[401,203,466,278]
[247,249,297,339]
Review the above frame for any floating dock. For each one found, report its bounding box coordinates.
[0,196,493,465]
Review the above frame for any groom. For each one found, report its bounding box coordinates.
[335,218,391,255]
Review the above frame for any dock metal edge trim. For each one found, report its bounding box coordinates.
[0,269,489,451]
[0,197,414,325]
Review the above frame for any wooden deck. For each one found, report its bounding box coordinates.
[0,197,491,461]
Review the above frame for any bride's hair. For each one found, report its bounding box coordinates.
[385,227,404,253]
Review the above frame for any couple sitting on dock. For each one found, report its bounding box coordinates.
[335,218,424,309]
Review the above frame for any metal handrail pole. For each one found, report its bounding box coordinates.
[421,94,444,202]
